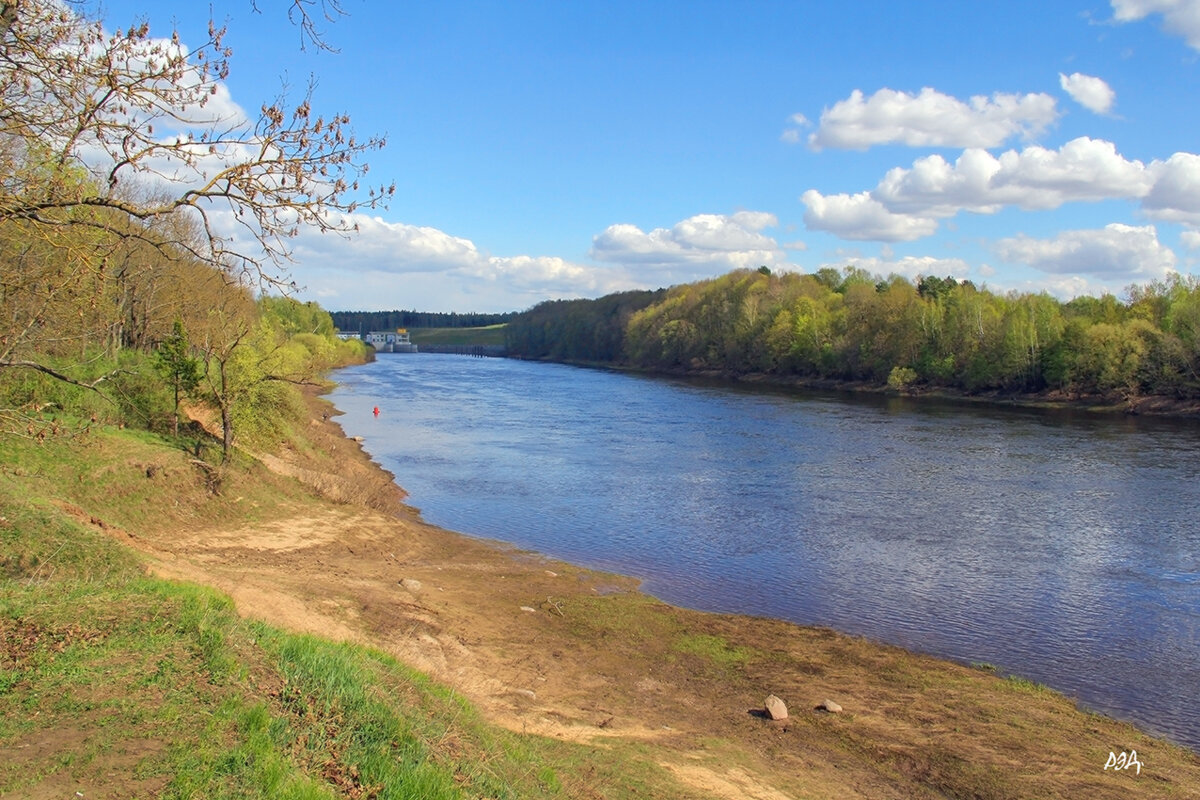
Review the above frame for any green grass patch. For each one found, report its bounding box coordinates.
[672,633,752,670]
[1005,674,1051,694]
[564,593,684,648]
[407,325,507,347]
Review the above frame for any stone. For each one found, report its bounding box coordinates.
[764,694,788,720]
[519,605,538,613]
[399,578,422,592]
[820,699,843,714]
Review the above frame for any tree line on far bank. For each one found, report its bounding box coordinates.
[329,310,516,334]
[504,267,1200,400]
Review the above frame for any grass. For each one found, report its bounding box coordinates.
[0,420,702,800]
[407,325,507,347]
[672,633,752,671]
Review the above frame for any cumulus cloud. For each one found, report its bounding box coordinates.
[1112,0,1200,51]
[1182,229,1200,250]
[803,137,1200,241]
[293,215,484,272]
[805,87,1059,151]
[995,223,1177,279]
[874,137,1153,215]
[1059,72,1116,114]
[249,208,806,311]
[589,211,787,273]
[273,212,631,310]
[800,190,939,241]
[464,255,609,294]
[1143,152,1200,224]
[999,273,1115,301]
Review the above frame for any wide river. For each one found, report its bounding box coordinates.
[331,354,1200,751]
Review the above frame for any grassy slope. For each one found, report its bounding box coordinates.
[407,326,507,347]
[0,427,692,800]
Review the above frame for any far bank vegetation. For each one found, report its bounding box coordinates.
[505,267,1200,403]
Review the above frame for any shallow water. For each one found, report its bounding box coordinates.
[331,354,1200,750]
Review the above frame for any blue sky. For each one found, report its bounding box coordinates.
[96,0,1200,312]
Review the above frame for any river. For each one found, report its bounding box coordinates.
[330,354,1200,751]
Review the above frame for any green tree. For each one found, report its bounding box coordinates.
[154,320,201,436]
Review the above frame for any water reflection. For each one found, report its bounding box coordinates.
[332,355,1200,750]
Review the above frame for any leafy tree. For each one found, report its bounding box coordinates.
[506,266,1200,403]
[916,274,958,302]
[154,320,200,436]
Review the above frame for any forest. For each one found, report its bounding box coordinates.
[505,267,1200,400]
[0,0,375,459]
[329,309,516,334]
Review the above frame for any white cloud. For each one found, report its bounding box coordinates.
[1182,230,1200,250]
[237,207,806,311]
[780,112,809,144]
[589,211,787,273]
[805,87,1059,151]
[464,255,609,294]
[999,274,1112,301]
[800,190,939,241]
[1059,72,1116,114]
[72,26,254,189]
[803,137,1200,242]
[1112,0,1200,51]
[273,212,634,310]
[293,215,484,272]
[994,223,1177,279]
[875,137,1152,216]
[1143,152,1200,224]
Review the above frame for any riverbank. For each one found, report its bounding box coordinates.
[3,383,1199,798]
[517,355,1200,420]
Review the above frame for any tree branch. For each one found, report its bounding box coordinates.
[0,358,128,392]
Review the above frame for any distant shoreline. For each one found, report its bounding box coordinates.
[505,355,1200,420]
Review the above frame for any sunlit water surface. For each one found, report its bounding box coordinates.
[331,354,1200,750]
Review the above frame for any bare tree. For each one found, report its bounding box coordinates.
[0,0,391,287]
[256,0,349,52]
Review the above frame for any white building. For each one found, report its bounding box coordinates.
[364,329,418,353]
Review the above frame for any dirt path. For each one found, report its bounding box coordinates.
[116,389,1200,800]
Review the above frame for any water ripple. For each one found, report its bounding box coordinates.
[333,355,1200,752]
